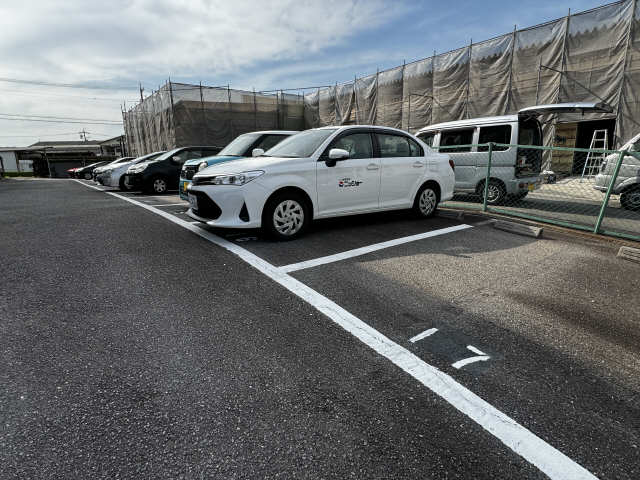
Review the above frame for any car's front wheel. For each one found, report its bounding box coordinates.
[119,176,129,191]
[620,185,640,211]
[83,172,92,180]
[262,192,310,241]
[149,176,168,194]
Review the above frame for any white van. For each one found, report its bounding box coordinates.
[415,103,613,204]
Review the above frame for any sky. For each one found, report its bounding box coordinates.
[0,0,609,147]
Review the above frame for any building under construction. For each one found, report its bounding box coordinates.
[123,0,640,174]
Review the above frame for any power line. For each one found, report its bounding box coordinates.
[0,77,139,91]
[0,117,122,126]
[0,112,122,122]
[0,88,139,102]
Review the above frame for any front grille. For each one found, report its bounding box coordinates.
[191,191,221,220]
[182,165,198,180]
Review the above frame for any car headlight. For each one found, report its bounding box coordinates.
[198,161,209,172]
[130,164,147,173]
[196,170,264,186]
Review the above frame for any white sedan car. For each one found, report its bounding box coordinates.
[187,125,454,240]
[98,151,165,189]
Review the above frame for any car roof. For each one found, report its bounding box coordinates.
[244,130,299,135]
[416,115,520,133]
[316,125,417,136]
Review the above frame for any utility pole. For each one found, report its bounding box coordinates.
[79,128,89,141]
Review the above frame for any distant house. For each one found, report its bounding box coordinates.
[0,136,127,177]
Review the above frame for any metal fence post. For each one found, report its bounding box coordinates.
[594,150,626,234]
[482,142,493,212]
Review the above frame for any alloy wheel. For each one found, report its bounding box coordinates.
[153,178,167,193]
[273,200,304,236]
[419,188,437,216]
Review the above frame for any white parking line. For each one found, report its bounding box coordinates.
[152,203,188,207]
[280,224,474,273]
[409,328,439,343]
[73,178,598,480]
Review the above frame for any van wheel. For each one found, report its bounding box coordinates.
[479,179,506,205]
[620,186,640,211]
[413,184,439,218]
[262,192,310,241]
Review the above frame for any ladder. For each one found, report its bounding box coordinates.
[581,129,608,179]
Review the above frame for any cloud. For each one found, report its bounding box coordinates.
[0,0,405,146]
[0,0,399,84]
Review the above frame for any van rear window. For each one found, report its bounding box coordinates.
[518,118,542,146]
[478,125,511,151]
[440,129,473,152]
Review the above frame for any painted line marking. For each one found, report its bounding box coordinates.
[280,224,473,273]
[152,203,188,207]
[409,328,439,343]
[452,345,491,369]
[72,178,598,480]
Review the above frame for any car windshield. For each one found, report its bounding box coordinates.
[218,133,262,156]
[149,148,182,162]
[263,129,337,158]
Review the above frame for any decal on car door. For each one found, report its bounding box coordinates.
[338,177,363,188]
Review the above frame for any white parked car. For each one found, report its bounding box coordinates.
[187,125,454,240]
[98,151,165,189]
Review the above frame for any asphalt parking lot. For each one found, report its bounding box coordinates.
[2,178,639,479]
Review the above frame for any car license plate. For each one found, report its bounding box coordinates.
[183,181,189,192]
[188,193,198,210]
[528,183,535,192]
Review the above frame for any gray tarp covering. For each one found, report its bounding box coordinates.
[468,34,513,118]
[299,0,639,148]
[377,66,403,129]
[124,84,304,156]
[402,58,433,132]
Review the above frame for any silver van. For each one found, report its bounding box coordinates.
[594,133,640,211]
[416,103,613,205]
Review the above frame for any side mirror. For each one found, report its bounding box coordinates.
[252,148,264,157]
[325,148,349,167]
[329,148,349,160]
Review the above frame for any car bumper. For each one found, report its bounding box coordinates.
[186,183,266,229]
[124,173,144,190]
[508,177,541,194]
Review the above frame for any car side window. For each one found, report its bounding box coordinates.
[417,132,435,147]
[187,151,203,160]
[329,133,373,159]
[377,134,412,158]
[256,135,287,152]
[478,125,511,152]
[440,129,474,153]
[408,137,423,157]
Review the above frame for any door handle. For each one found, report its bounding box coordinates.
[412,161,424,168]
[367,163,379,170]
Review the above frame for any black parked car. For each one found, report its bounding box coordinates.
[74,161,111,180]
[123,146,222,194]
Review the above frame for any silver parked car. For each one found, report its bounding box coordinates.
[594,133,640,210]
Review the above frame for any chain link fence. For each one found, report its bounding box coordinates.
[437,143,640,241]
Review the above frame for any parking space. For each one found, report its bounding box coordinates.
[27,179,640,478]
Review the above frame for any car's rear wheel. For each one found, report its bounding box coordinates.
[262,192,310,241]
[620,185,640,211]
[413,184,439,218]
